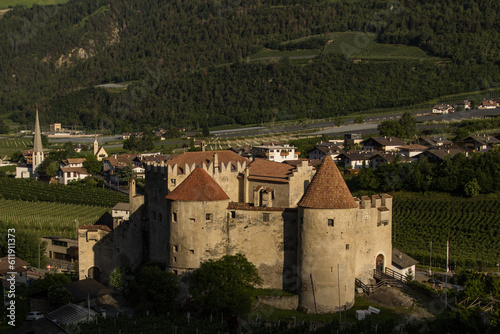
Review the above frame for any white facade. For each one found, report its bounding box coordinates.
[251,144,299,162]
[59,167,89,185]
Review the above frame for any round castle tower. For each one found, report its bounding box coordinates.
[298,155,359,313]
[165,167,230,274]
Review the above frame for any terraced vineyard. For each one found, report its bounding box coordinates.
[392,192,500,269]
[0,178,127,207]
[0,199,108,238]
[0,137,33,157]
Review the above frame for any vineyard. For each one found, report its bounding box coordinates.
[0,199,108,238]
[0,137,33,157]
[392,192,500,269]
[0,178,127,207]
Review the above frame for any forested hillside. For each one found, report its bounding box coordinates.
[1,0,499,132]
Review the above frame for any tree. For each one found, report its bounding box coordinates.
[118,164,135,181]
[110,267,124,290]
[189,253,262,315]
[26,273,72,295]
[0,120,9,134]
[83,154,102,175]
[128,266,180,315]
[202,121,210,137]
[10,151,24,163]
[48,285,73,306]
[0,225,48,268]
[464,178,480,197]
[398,112,417,139]
[378,120,403,137]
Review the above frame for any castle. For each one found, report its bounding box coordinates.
[78,151,393,313]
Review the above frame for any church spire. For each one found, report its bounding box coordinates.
[33,107,43,153]
[32,107,44,173]
[93,134,98,156]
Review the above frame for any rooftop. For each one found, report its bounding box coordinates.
[247,159,297,183]
[166,168,230,202]
[298,156,358,209]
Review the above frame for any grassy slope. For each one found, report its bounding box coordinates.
[0,0,68,9]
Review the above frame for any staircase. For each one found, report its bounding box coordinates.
[356,268,408,295]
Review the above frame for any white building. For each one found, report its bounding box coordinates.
[251,143,299,162]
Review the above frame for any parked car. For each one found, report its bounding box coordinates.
[26,311,44,321]
[428,278,443,286]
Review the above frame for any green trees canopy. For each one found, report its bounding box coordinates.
[128,266,180,315]
[189,253,262,315]
[83,154,102,175]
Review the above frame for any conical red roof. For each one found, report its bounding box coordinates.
[298,155,357,209]
[166,168,229,202]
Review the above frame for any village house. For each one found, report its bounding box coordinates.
[479,100,498,109]
[0,256,29,284]
[58,158,89,185]
[417,136,453,148]
[363,137,405,152]
[251,143,299,162]
[336,151,372,169]
[41,236,78,270]
[391,248,419,278]
[415,147,468,163]
[396,144,428,157]
[308,142,343,161]
[456,100,471,110]
[432,104,455,114]
[463,135,500,152]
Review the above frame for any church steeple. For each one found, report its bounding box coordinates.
[32,107,44,173]
[93,135,98,156]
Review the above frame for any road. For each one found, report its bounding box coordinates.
[31,107,500,148]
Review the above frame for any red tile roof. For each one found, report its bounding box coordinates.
[60,167,89,174]
[247,159,296,183]
[0,256,29,274]
[167,151,248,170]
[298,155,358,209]
[166,168,229,201]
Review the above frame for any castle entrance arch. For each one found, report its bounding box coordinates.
[88,267,101,282]
[376,254,384,272]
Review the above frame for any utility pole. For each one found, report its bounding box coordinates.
[338,264,341,325]
[445,235,449,309]
[429,241,432,276]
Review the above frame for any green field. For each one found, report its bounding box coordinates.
[0,198,108,238]
[0,0,68,9]
[392,192,500,270]
[0,178,128,207]
[0,137,33,157]
[323,32,430,60]
[252,32,432,62]
[250,49,320,61]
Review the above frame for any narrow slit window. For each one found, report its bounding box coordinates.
[328,219,334,227]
